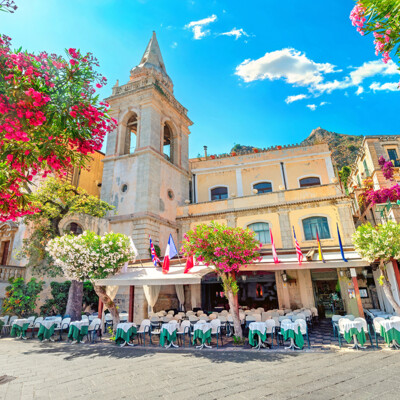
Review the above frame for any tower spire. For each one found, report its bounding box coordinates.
[138,31,167,75]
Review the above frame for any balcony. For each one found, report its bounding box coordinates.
[0,265,26,283]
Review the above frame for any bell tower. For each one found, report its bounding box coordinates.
[101,32,192,256]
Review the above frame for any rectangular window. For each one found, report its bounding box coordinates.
[363,159,370,177]
[303,217,330,240]
[387,149,400,167]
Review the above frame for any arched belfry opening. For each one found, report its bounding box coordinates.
[163,122,174,163]
[123,113,138,155]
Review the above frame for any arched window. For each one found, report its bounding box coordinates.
[302,217,330,240]
[248,222,271,244]
[163,123,175,164]
[123,114,138,155]
[299,177,321,188]
[253,182,272,194]
[210,186,228,201]
[65,222,83,236]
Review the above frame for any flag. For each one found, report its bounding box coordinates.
[270,230,279,264]
[293,226,303,265]
[184,255,194,273]
[337,223,348,262]
[316,230,326,263]
[162,234,178,274]
[149,235,161,267]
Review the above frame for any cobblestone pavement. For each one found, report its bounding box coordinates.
[1,338,400,400]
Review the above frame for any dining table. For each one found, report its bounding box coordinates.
[280,320,304,350]
[380,318,400,349]
[10,319,30,339]
[159,323,179,348]
[115,322,137,347]
[37,320,57,342]
[248,322,269,350]
[340,319,367,349]
[68,320,89,343]
[192,322,212,349]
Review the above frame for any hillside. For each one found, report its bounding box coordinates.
[230,128,362,169]
[300,128,363,169]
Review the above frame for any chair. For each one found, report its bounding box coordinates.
[292,313,305,322]
[196,310,204,317]
[119,313,128,323]
[0,316,11,336]
[253,314,261,322]
[177,320,191,347]
[284,309,292,314]
[54,317,71,341]
[105,314,113,331]
[297,319,311,349]
[257,307,265,313]
[189,315,199,326]
[245,315,256,330]
[86,318,101,343]
[227,315,234,336]
[150,317,161,344]
[210,319,223,348]
[373,317,385,347]
[265,319,276,348]
[137,319,151,346]
[209,314,217,320]
[277,310,284,316]
[331,315,342,336]
[344,314,355,321]
[162,316,173,323]
[218,316,227,334]
[186,311,194,316]
[354,317,373,347]
[278,316,287,323]
[199,315,209,322]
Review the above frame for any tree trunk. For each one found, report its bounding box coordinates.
[380,261,400,314]
[65,280,83,321]
[93,285,120,332]
[226,288,243,338]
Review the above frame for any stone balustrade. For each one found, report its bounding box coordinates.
[0,265,26,282]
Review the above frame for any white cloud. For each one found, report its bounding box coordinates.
[171,42,178,49]
[185,14,217,40]
[350,60,399,85]
[285,94,308,104]
[235,48,337,85]
[320,101,328,106]
[220,28,249,40]
[307,104,317,111]
[369,81,399,91]
[356,86,364,95]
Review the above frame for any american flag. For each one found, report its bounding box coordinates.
[149,235,161,267]
[292,226,303,265]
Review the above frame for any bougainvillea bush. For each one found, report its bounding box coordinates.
[46,231,137,324]
[0,35,116,221]
[181,221,262,337]
[353,221,400,313]
[350,1,400,65]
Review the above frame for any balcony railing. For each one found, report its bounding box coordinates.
[0,265,26,282]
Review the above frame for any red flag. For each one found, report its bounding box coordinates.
[184,256,194,273]
[270,230,279,264]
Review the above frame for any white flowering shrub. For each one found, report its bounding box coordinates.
[46,231,137,281]
[353,221,400,263]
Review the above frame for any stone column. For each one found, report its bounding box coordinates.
[275,271,290,309]
[297,269,314,308]
[134,285,147,324]
[278,211,292,249]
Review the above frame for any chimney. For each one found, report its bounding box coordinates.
[203,145,208,159]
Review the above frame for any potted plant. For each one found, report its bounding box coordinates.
[231,151,237,156]
[253,148,259,153]
[210,155,216,159]
[277,145,282,150]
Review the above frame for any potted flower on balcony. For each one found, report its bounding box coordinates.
[210,155,216,159]
[253,148,259,153]
[277,145,282,150]
[231,151,237,156]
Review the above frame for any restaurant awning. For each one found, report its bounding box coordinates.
[95,264,212,286]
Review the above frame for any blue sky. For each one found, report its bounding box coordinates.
[2,0,399,157]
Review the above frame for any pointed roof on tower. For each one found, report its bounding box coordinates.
[138,31,167,75]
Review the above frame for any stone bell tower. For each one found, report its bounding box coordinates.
[101,32,193,257]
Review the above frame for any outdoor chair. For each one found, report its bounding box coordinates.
[337,317,371,348]
[209,314,217,320]
[189,315,199,326]
[196,310,205,317]
[227,315,234,336]
[162,316,173,323]
[199,315,209,322]
[354,317,373,347]
[278,315,288,323]
[277,310,285,316]
[156,311,166,317]
[372,317,385,347]
[218,316,228,334]
[105,314,113,331]
[86,318,101,343]
[186,311,194,316]
[344,314,355,321]
[272,317,280,328]
[137,319,151,346]
[119,313,128,323]
[292,313,306,322]
[257,307,265,313]
[284,309,292,314]
[6,315,18,334]
[220,310,229,316]
[265,319,277,348]
[210,319,223,348]
[261,312,272,322]
[54,317,71,341]
[150,316,161,331]
[177,320,191,347]
[253,314,261,322]
[0,316,10,336]
[331,315,342,336]
[298,319,311,349]
[31,317,44,338]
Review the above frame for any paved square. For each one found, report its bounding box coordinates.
[1,339,400,399]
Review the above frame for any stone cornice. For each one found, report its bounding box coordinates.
[177,195,351,221]
[108,211,178,229]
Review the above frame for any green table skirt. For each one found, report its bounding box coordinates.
[0,320,4,333]
[115,326,137,345]
[192,329,211,345]
[68,325,88,342]
[343,328,366,346]
[159,329,177,347]
[38,324,56,341]
[380,326,400,344]
[282,327,305,349]
[11,323,30,338]
[249,329,267,347]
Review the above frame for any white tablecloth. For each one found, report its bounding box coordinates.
[41,320,56,330]
[70,321,89,330]
[341,319,364,333]
[249,322,266,335]
[280,320,298,332]
[380,319,400,333]
[161,323,178,335]
[0,317,6,323]
[193,322,211,333]
[117,323,136,333]
[13,319,30,327]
